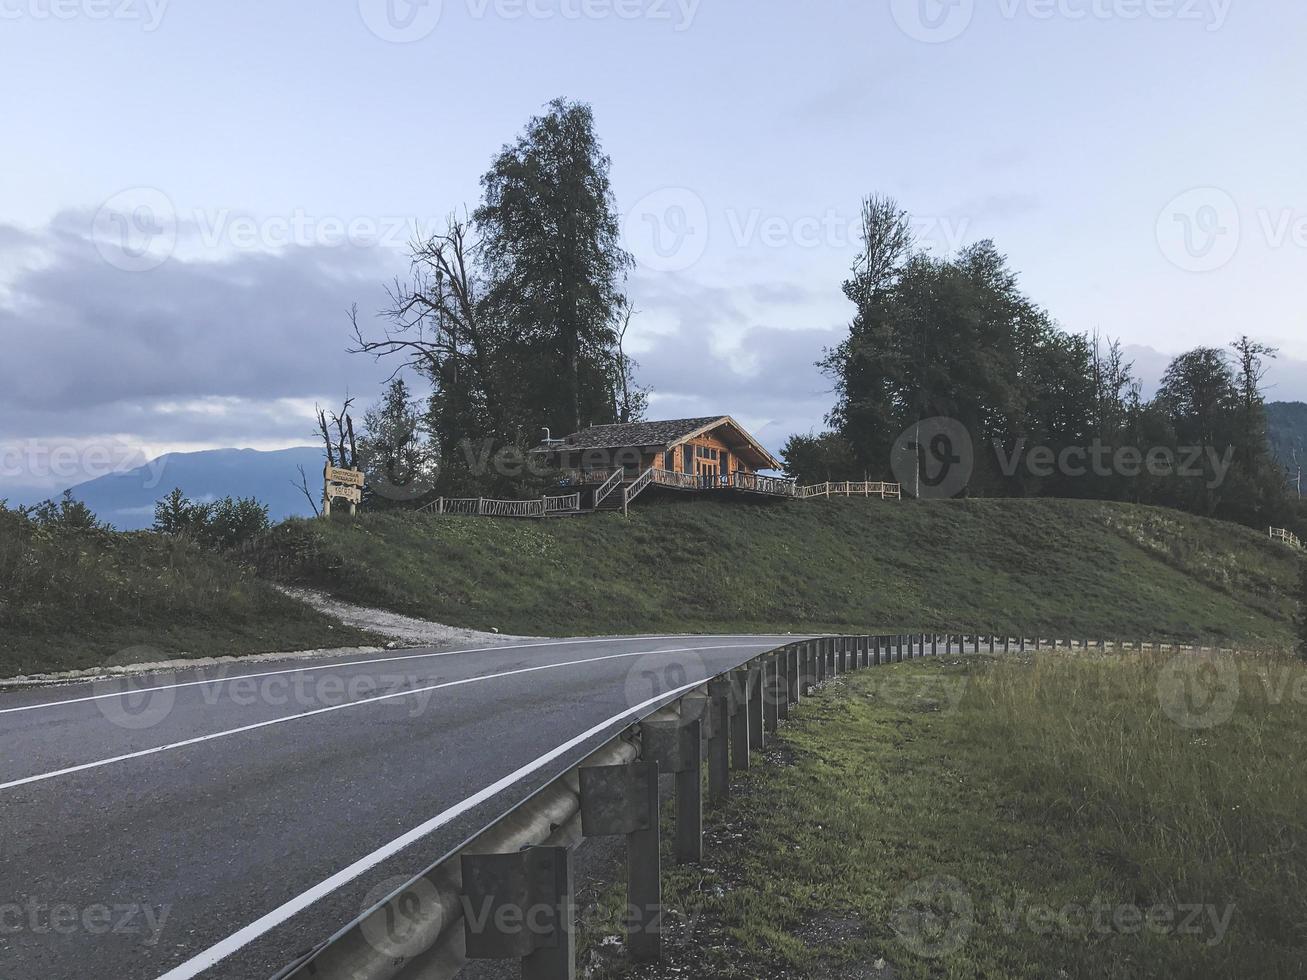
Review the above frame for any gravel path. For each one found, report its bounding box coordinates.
[277,585,539,646]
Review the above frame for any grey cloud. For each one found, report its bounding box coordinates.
[0,217,405,421]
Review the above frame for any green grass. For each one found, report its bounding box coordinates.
[582,651,1307,979]
[254,498,1300,647]
[0,514,377,676]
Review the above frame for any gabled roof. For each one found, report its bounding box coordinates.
[531,416,783,470]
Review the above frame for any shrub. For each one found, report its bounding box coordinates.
[152,488,270,550]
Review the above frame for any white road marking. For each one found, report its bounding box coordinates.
[0,634,792,717]
[152,675,706,980]
[0,644,762,792]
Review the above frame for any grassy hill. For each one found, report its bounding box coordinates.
[253,498,1302,649]
[0,506,378,677]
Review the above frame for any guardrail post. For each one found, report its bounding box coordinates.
[1003,635,1011,654]
[931,633,939,657]
[872,635,881,665]
[747,664,765,750]
[705,680,732,802]
[1019,635,1027,652]
[786,646,800,704]
[461,845,575,980]
[896,634,904,662]
[642,718,703,865]
[579,761,661,962]
[730,669,751,769]
[816,641,827,683]
[777,648,791,719]
[988,634,995,655]
[764,654,781,733]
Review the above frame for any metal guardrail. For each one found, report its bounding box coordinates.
[269,631,1226,980]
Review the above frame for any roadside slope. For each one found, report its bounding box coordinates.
[0,515,378,676]
[253,498,1300,647]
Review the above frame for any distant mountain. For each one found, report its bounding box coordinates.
[1267,402,1307,476]
[59,447,324,530]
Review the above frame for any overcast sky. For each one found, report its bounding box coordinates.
[2,0,1305,497]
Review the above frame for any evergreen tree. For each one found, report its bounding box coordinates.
[358,377,440,505]
[474,97,633,437]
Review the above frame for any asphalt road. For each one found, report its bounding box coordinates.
[0,633,797,980]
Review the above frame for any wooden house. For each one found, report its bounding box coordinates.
[531,416,796,510]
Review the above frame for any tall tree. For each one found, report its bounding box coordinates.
[358,377,440,506]
[474,97,633,437]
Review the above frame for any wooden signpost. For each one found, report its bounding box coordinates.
[323,466,364,517]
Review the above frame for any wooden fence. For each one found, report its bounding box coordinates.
[421,493,581,519]
[797,481,903,500]
[1270,527,1304,551]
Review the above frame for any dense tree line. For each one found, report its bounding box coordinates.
[350,98,644,497]
[787,196,1300,534]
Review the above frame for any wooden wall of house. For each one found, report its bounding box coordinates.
[662,431,755,477]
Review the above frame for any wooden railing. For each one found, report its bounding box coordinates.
[797,481,902,500]
[593,468,625,508]
[1270,527,1303,551]
[421,493,581,519]
[623,467,658,513]
[543,493,582,514]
